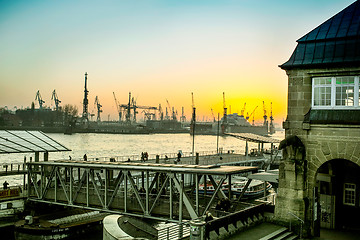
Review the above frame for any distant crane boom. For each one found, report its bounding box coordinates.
[247,106,258,125]
[51,90,61,111]
[94,96,102,122]
[35,90,45,109]
[113,92,122,122]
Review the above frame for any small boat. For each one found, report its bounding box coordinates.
[14,210,108,240]
[198,177,271,199]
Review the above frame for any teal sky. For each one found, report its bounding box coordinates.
[0,0,355,123]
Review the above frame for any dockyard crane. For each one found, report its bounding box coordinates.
[158,104,164,120]
[269,102,275,134]
[51,90,61,111]
[263,101,268,127]
[118,92,132,123]
[166,99,176,121]
[131,96,137,122]
[142,110,155,121]
[94,96,102,122]
[113,92,122,122]
[211,108,215,122]
[180,107,186,122]
[241,103,246,117]
[246,106,258,125]
[222,92,227,124]
[135,103,158,122]
[35,90,45,110]
[82,72,89,122]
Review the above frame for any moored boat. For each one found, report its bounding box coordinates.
[198,177,271,199]
[14,210,108,240]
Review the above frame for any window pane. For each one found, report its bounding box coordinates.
[336,76,355,85]
[314,77,331,85]
[336,81,355,106]
[314,86,331,106]
[344,183,356,206]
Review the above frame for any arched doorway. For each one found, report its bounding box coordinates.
[315,159,360,230]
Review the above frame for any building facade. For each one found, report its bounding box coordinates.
[275,1,360,237]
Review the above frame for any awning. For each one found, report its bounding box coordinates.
[225,132,280,144]
[248,169,279,183]
[0,130,70,154]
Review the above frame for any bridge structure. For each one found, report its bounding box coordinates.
[27,160,258,223]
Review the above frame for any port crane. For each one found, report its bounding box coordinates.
[180,107,186,122]
[118,92,157,123]
[158,104,164,120]
[113,92,122,122]
[246,106,258,125]
[211,108,215,122]
[222,92,227,124]
[240,103,246,117]
[269,102,275,133]
[51,90,61,111]
[166,99,176,121]
[263,101,268,127]
[94,96,102,122]
[35,90,45,110]
[82,72,89,122]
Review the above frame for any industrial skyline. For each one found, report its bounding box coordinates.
[0,0,354,125]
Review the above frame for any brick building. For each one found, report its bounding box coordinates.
[275,1,360,237]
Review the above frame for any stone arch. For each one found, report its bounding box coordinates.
[312,158,360,231]
[306,140,360,191]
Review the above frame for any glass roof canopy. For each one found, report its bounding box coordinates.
[0,130,70,154]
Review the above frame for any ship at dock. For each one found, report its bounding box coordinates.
[191,93,275,136]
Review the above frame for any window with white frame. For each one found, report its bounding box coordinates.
[312,76,360,109]
[343,183,356,206]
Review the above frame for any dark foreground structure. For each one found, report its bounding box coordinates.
[275,0,360,238]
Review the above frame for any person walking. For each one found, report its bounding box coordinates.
[177,151,181,161]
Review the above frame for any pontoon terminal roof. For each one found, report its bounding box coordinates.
[0,130,70,154]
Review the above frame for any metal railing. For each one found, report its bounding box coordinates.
[157,221,191,240]
[288,211,304,239]
[0,163,27,173]
[63,149,239,163]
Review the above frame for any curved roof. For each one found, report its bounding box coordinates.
[281,0,360,69]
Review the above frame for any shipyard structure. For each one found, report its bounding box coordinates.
[1,75,275,135]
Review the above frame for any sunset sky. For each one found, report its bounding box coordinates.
[0,0,354,126]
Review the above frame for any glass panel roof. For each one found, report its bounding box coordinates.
[0,130,70,154]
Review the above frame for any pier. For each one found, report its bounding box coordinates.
[27,160,259,222]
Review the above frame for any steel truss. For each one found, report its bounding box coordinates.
[27,161,257,222]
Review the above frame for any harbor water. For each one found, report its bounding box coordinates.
[0,131,284,240]
[0,131,284,186]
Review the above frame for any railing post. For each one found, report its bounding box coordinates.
[190,219,206,240]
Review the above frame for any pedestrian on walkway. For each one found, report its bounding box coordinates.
[3,181,9,189]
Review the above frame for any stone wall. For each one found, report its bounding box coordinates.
[275,66,360,236]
